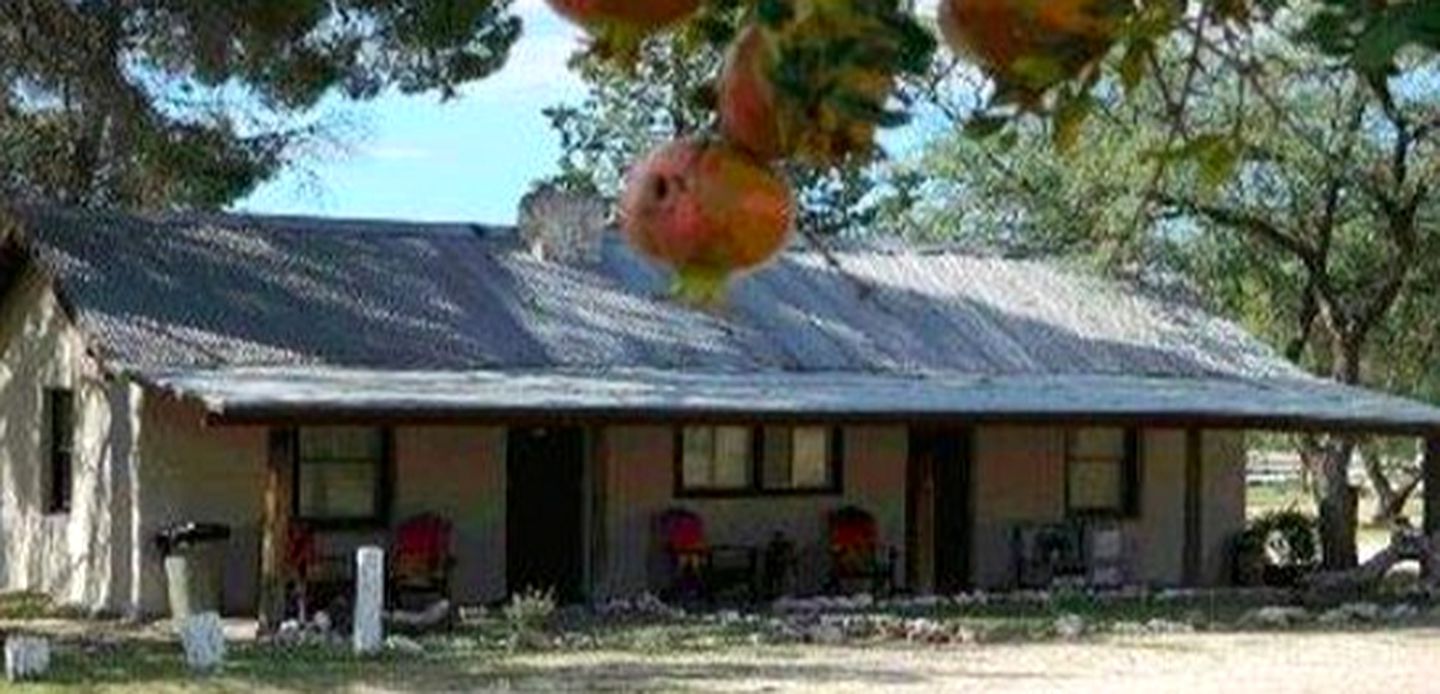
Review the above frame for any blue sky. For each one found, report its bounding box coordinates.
[236,0,585,224]
[237,0,944,225]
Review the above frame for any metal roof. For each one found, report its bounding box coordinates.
[12,205,1440,432]
[144,367,1440,434]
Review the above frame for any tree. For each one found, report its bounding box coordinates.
[542,4,910,238]
[912,4,1440,568]
[0,0,520,210]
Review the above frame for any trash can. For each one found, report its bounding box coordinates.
[155,523,231,620]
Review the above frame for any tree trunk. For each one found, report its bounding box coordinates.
[1362,444,1421,526]
[1307,332,1364,570]
[1314,439,1359,570]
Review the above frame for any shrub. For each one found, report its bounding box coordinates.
[1232,511,1320,587]
[503,587,557,649]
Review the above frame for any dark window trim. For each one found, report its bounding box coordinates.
[44,388,74,515]
[291,427,394,530]
[673,425,844,499]
[1064,427,1141,519]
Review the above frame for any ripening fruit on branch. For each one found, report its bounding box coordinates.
[718,25,785,161]
[546,0,702,60]
[938,0,1127,101]
[717,1,929,166]
[546,0,701,32]
[620,138,795,306]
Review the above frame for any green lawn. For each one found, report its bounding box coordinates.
[5,589,1435,692]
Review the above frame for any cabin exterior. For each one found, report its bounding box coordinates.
[1,204,1437,621]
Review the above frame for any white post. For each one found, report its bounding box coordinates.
[353,546,385,655]
[4,636,50,682]
[178,612,227,671]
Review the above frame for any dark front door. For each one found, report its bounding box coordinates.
[909,428,972,594]
[507,426,585,601]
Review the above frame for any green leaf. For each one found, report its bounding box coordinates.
[963,115,1009,140]
[1118,40,1151,97]
[1052,92,1095,154]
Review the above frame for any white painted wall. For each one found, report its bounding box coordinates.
[0,269,141,615]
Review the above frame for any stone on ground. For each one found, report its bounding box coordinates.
[5,635,50,682]
[178,612,227,672]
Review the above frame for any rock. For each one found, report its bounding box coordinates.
[808,624,845,645]
[179,612,227,672]
[1054,613,1086,640]
[1388,604,1420,621]
[353,546,386,656]
[1144,619,1195,634]
[1240,606,1309,628]
[384,635,425,656]
[903,618,948,643]
[313,611,333,633]
[1319,602,1383,625]
[851,593,875,609]
[5,636,51,682]
[716,609,742,626]
[910,595,942,610]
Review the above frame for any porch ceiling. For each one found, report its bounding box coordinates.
[141,367,1440,436]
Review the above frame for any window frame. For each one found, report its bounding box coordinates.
[44,388,74,515]
[1064,427,1141,519]
[291,427,394,529]
[673,425,844,498]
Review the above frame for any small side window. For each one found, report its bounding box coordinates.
[1066,427,1139,517]
[45,388,74,514]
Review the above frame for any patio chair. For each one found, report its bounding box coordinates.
[655,508,758,603]
[389,514,457,627]
[1013,522,1086,588]
[825,506,897,596]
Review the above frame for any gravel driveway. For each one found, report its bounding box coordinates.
[485,628,1440,693]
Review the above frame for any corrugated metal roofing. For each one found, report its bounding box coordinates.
[12,205,1440,431]
[14,205,1298,379]
[146,367,1440,434]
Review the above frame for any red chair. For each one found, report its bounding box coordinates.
[390,514,456,621]
[655,508,757,603]
[826,506,896,596]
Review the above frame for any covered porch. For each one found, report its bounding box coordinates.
[141,367,1440,627]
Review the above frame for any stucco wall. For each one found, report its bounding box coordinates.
[597,425,908,598]
[136,416,510,615]
[392,426,507,604]
[136,394,268,615]
[970,426,1245,589]
[0,268,141,615]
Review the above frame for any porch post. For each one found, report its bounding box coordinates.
[1182,429,1203,587]
[258,428,296,632]
[1424,434,1440,579]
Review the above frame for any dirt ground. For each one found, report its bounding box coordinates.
[481,629,1440,693]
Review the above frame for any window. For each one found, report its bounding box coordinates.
[677,425,842,496]
[295,427,389,525]
[1066,427,1139,517]
[679,426,753,492]
[761,426,840,492]
[45,389,74,514]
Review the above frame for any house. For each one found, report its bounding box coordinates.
[2,202,1439,622]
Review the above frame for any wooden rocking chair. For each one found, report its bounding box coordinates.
[389,514,457,628]
[826,506,897,596]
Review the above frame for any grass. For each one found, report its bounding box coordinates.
[1,478,1425,690]
[6,589,1437,692]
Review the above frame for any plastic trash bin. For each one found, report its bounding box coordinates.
[155,522,231,619]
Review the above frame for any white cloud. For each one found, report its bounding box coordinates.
[464,0,584,100]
